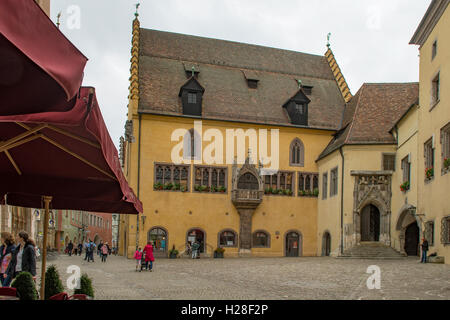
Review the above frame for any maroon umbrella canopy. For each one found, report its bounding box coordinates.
[0,0,88,114]
[0,87,142,214]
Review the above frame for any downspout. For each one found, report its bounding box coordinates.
[339,147,345,255]
[136,114,142,250]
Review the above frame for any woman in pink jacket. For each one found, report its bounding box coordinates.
[134,247,142,272]
[143,242,155,271]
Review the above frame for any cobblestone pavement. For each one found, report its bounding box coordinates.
[36,254,450,300]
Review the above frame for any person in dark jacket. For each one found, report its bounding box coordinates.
[0,232,16,286]
[67,241,74,256]
[4,231,36,287]
[78,243,83,256]
[421,238,429,263]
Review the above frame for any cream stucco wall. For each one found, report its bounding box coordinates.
[416,4,450,263]
[121,114,334,258]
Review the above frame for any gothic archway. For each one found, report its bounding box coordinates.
[395,205,419,255]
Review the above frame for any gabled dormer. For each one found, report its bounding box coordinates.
[179,76,205,116]
[283,88,311,126]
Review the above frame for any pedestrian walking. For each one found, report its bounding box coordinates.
[101,242,110,262]
[421,238,429,263]
[0,232,16,286]
[88,240,96,262]
[67,241,73,256]
[134,247,143,271]
[143,241,155,271]
[83,240,89,261]
[98,241,103,257]
[191,241,200,259]
[4,231,37,287]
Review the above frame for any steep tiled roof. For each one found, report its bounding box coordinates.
[137,29,346,130]
[318,83,419,160]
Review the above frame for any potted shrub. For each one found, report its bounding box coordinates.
[169,245,178,259]
[400,181,410,192]
[42,265,64,300]
[425,167,434,179]
[11,271,38,300]
[313,188,319,197]
[74,273,94,299]
[214,247,225,258]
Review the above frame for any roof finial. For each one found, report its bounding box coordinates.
[297,79,302,88]
[191,66,195,77]
[135,3,140,17]
[56,12,62,29]
[327,32,331,48]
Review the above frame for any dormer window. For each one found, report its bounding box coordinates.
[179,77,205,116]
[283,88,310,126]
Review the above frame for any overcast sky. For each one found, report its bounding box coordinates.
[50,0,431,149]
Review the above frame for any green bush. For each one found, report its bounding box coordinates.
[74,273,94,298]
[42,265,64,300]
[11,271,38,300]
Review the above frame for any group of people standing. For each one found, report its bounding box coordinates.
[80,240,111,263]
[134,241,155,272]
[0,231,37,287]
[186,240,201,259]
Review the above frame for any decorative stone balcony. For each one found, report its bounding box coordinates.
[231,189,263,209]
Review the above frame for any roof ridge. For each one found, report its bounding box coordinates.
[344,85,365,144]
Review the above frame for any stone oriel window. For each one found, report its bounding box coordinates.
[263,171,294,196]
[382,154,396,171]
[298,172,319,197]
[289,138,304,167]
[218,230,237,247]
[194,166,227,192]
[441,122,450,174]
[252,231,270,248]
[424,138,434,180]
[424,221,434,246]
[154,163,190,191]
[322,172,328,200]
[330,167,338,197]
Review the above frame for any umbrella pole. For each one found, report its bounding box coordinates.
[40,196,52,300]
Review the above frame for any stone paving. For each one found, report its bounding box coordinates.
[36,254,450,300]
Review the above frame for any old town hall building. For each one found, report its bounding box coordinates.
[119,1,449,264]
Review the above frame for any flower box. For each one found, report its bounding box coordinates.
[425,167,434,180]
[400,181,410,192]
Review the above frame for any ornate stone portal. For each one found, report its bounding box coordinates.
[349,171,393,249]
[231,156,264,256]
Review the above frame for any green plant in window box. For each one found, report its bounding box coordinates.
[425,167,434,179]
[154,182,163,190]
[214,247,225,258]
[173,183,181,190]
[265,188,271,195]
[278,189,284,195]
[313,188,319,197]
[298,190,305,196]
[271,188,278,195]
[210,186,217,192]
[194,185,200,191]
[305,189,312,196]
[199,185,208,192]
[218,186,227,193]
[400,181,410,192]
[444,158,450,169]
[180,185,187,192]
[163,182,174,190]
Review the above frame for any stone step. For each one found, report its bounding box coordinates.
[340,243,406,259]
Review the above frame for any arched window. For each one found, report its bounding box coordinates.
[237,173,259,189]
[218,230,237,247]
[183,129,201,160]
[289,138,304,167]
[252,231,270,248]
[148,227,168,252]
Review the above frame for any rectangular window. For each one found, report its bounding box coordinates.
[425,221,434,246]
[432,40,437,60]
[298,172,319,197]
[432,73,440,106]
[322,173,328,200]
[330,167,338,197]
[424,138,434,179]
[154,163,190,192]
[383,154,395,171]
[441,123,450,174]
[402,156,411,185]
[295,103,305,115]
[441,217,450,244]
[188,92,197,104]
[264,171,295,196]
[194,166,228,193]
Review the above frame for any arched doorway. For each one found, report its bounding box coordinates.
[148,227,168,255]
[404,223,419,256]
[361,204,380,242]
[187,228,205,253]
[285,231,300,257]
[322,232,331,256]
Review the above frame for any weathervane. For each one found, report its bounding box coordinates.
[297,79,302,88]
[191,66,195,77]
[327,32,331,48]
[135,3,140,17]
[56,11,62,29]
